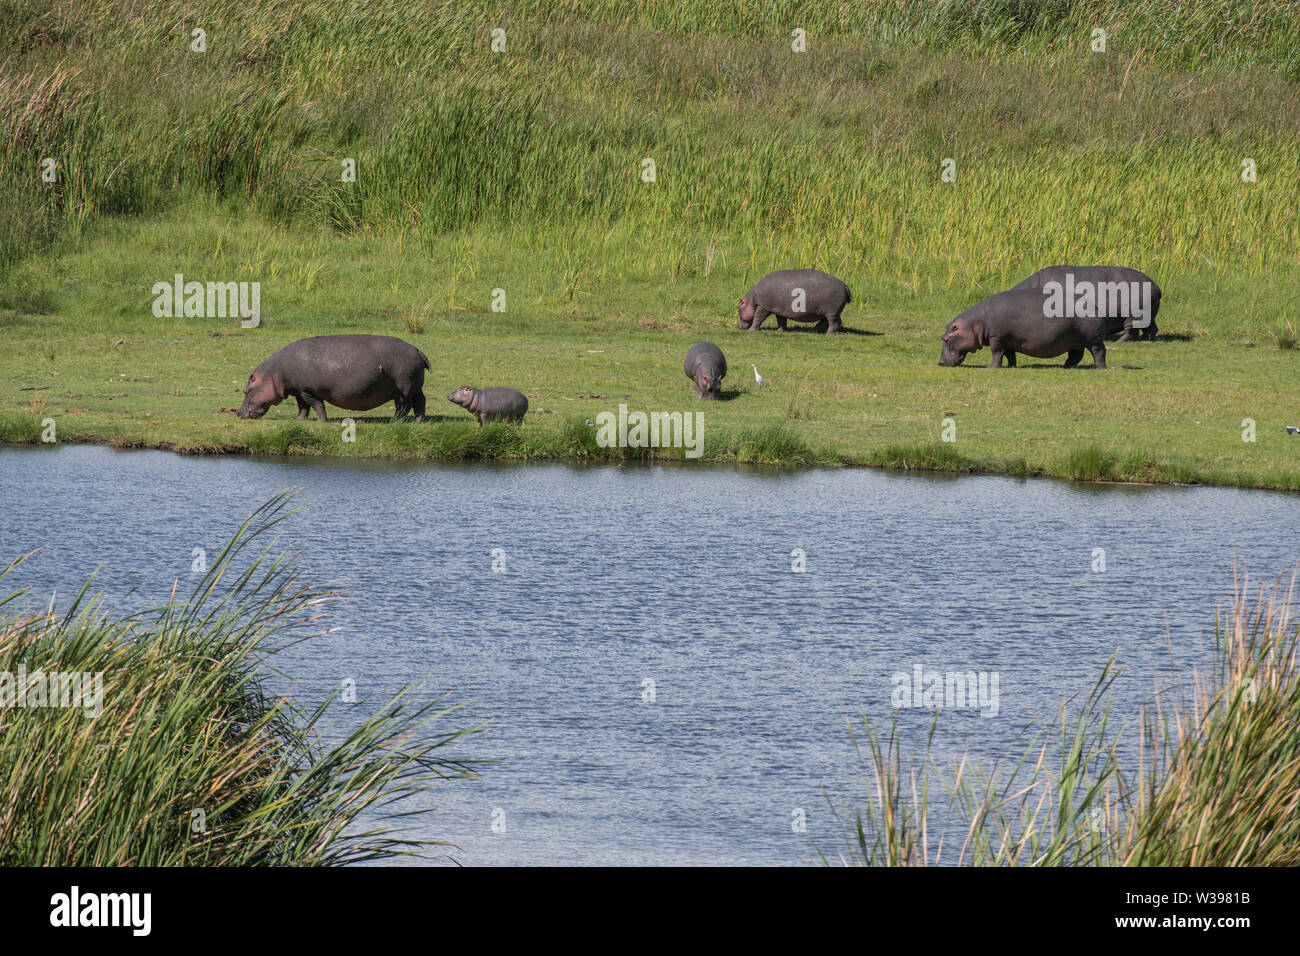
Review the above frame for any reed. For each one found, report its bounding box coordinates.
[0,492,482,865]
[830,571,1300,866]
[2,1,1297,272]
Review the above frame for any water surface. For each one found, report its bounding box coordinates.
[1,446,1296,864]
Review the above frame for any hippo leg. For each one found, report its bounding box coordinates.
[824,313,843,334]
[294,396,311,420]
[1064,350,1083,368]
[775,315,788,331]
[393,398,408,419]
[813,317,829,334]
[1115,324,1135,343]
[411,392,426,423]
[1003,350,1017,368]
[1089,343,1107,369]
[750,307,769,331]
[301,394,328,421]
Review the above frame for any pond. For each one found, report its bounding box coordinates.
[1,446,1296,864]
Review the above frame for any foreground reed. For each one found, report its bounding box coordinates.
[0,492,481,866]
[832,570,1300,866]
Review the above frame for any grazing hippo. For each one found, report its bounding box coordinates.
[939,290,1108,369]
[684,341,727,399]
[238,334,429,421]
[738,269,852,334]
[1011,265,1161,341]
[447,386,528,425]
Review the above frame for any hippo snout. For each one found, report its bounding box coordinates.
[938,342,966,367]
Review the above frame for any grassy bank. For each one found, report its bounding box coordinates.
[2,204,1298,487]
[1,1,1298,487]
[831,572,1300,866]
[0,495,480,865]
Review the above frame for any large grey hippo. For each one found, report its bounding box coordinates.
[737,269,852,334]
[939,290,1108,369]
[238,334,429,421]
[684,341,727,399]
[1010,265,1161,341]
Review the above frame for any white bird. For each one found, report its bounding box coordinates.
[585,417,595,427]
[1286,425,1299,435]
[752,364,764,387]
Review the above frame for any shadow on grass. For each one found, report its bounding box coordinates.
[1016,363,1134,370]
[246,413,467,424]
[696,389,744,402]
[758,326,883,336]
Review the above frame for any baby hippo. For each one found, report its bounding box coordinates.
[447,386,528,425]
[939,290,1108,369]
[684,342,727,399]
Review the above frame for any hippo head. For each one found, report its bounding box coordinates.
[939,319,982,367]
[694,370,722,399]
[238,368,282,418]
[447,385,478,412]
[737,296,756,329]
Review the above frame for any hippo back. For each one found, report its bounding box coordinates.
[685,341,726,376]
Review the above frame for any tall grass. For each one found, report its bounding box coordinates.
[486,0,1300,76]
[830,570,1300,866]
[0,492,482,865]
[1,0,1296,276]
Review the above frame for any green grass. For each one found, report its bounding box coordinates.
[828,572,1300,866]
[2,204,1298,486]
[0,493,482,865]
[1,1,1298,487]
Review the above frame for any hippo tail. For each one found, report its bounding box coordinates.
[418,349,431,369]
[844,285,853,304]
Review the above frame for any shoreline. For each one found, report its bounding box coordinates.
[4,430,1296,496]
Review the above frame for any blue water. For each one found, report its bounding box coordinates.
[1,446,1296,864]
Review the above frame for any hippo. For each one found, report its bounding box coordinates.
[238,334,429,421]
[684,342,727,399]
[737,269,852,334]
[1011,265,1161,341]
[939,290,1108,369]
[447,386,528,425]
